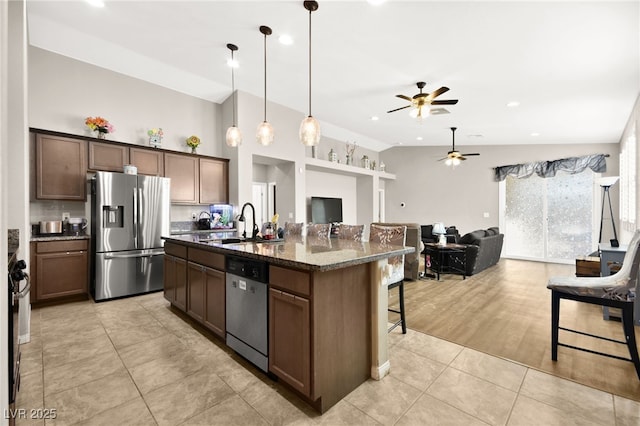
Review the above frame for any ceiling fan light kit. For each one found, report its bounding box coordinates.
[440,127,480,166]
[257,25,275,146]
[387,81,458,119]
[225,43,243,147]
[300,0,321,147]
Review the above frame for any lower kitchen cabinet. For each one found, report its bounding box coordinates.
[269,287,311,397]
[164,242,187,310]
[30,239,89,302]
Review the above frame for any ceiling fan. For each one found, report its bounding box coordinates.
[438,127,480,165]
[387,81,458,118]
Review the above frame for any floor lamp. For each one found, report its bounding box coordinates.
[598,176,620,247]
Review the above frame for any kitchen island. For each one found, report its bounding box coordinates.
[162,233,412,413]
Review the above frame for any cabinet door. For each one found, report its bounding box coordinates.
[163,254,176,303]
[35,134,87,200]
[35,250,88,300]
[164,153,199,204]
[204,267,225,338]
[269,288,311,397]
[174,257,187,311]
[130,147,163,176]
[88,141,129,172]
[200,158,229,204]
[187,261,205,322]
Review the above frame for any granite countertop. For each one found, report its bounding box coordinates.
[170,229,237,235]
[31,234,91,242]
[163,234,412,272]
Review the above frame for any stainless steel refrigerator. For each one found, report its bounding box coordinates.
[91,171,170,301]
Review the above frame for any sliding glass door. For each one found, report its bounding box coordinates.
[500,170,597,263]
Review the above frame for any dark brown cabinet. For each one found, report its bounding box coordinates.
[164,153,199,204]
[269,287,311,397]
[34,134,87,201]
[164,242,187,311]
[89,142,164,176]
[186,248,225,338]
[30,239,89,302]
[88,141,129,172]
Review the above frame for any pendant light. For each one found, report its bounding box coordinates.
[299,1,320,146]
[256,26,274,146]
[225,43,242,147]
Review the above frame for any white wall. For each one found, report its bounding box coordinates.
[29,47,223,158]
[381,143,620,235]
[305,171,358,224]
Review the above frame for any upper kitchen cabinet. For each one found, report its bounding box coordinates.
[88,141,129,172]
[89,142,163,176]
[200,158,228,204]
[130,147,164,176]
[165,153,229,204]
[164,153,199,204]
[35,133,87,201]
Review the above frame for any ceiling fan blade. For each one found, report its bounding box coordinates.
[426,86,449,101]
[461,153,480,156]
[430,108,450,115]
[431,99,458,105]
[412,93,428,100]
[437,157,448,162]
[387,105,411,113]
[459,156,468,161]
[396,94,412,101]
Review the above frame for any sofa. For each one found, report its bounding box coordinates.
[451,227,504,276]
[371,222,422,281]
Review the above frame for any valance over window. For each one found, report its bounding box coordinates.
[494,154,607,182]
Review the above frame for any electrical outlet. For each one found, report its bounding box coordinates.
[62,212,70,221]
[192,212,197,220]
[288,212,294,219]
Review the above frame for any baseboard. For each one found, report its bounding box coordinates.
[371,360,390,380]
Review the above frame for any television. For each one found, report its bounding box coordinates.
[311,197,343,224]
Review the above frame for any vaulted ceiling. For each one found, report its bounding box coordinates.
[26,1,639,152]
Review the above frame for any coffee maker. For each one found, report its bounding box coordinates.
[65,217,87,236]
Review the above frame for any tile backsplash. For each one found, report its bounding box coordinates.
[30,200,88,223]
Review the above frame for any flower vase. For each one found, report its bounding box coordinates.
[97,131,106,140]
[191,147,197,154]
[346,154,352,166]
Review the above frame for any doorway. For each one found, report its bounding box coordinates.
[252,182,276,228]
[499,170,597,263]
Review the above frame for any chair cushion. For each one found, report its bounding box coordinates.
[460,230,486,244]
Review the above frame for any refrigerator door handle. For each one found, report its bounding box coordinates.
[104,252,163,259]
[133,187,138,248]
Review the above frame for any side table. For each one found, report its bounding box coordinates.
[423,243,467,280]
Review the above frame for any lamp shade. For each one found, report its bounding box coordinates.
[226,126,242,147]
[432,222,446,235]
[299,116,321,146]
[256,121,274,146]
[597,176,620,187]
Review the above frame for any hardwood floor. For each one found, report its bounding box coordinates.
[395,258,640,402]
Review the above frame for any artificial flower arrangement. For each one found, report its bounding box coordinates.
[85,116,114,138]
[147,128,163,148]
[186,135,201,153]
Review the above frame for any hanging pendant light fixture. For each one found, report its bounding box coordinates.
[225,43,243,147]
[299,1,320,147]
[256,26,274,146]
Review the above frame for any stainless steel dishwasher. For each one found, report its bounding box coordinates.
[225,256,269,372]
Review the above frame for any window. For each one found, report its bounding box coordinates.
[620,123,636,232]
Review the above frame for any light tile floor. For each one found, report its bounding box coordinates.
[14,292,640,425]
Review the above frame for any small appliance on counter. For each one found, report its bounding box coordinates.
[197,211,211,230]
[65,217,87,236]
[37,220,63,235]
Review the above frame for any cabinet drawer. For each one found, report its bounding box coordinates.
[270,265,310,297]
[164,242,187,258]
[188,247,225,270]
[36,239,88,253]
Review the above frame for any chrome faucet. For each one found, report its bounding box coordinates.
[238,202,259,240]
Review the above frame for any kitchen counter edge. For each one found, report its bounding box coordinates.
[31,235,91,242]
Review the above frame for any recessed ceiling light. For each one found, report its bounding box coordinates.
[278,34,293,45]
[467,134,484,138]
[86,0,105,7]
[506,101,520,108]
[370,116,379,121]
[416,136,423,141]
[226,58,239,68]
[367,0,386,5]
[531,132,540,137]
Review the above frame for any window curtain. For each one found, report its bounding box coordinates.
[494,154,607,182]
